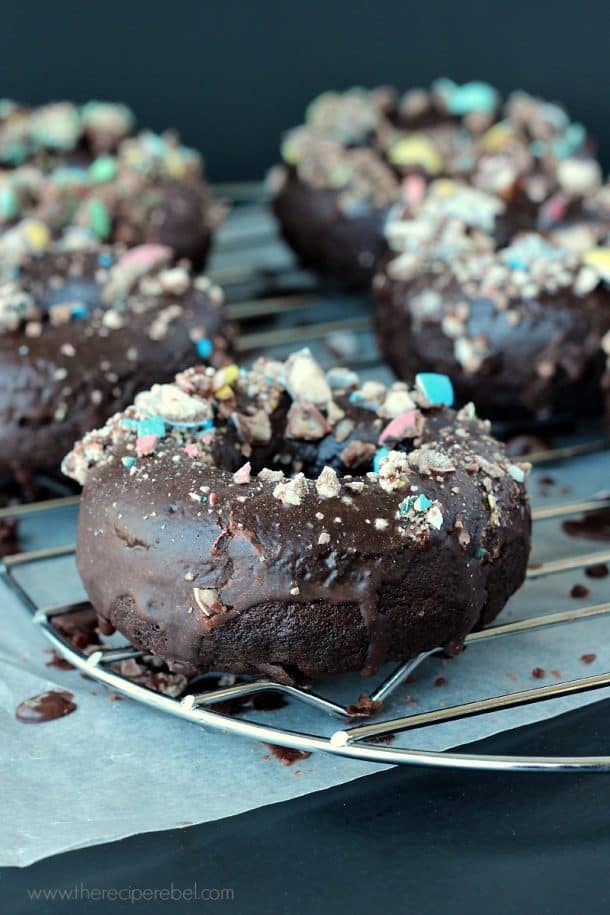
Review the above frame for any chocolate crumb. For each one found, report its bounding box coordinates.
[570,583,590,598]
[585,563,609,579]
[346,693,384,718]
[0,517,19,556]
[262,744,312,766]
[44,649,75,671]
[532,667,545,679]
[580,653,597,664]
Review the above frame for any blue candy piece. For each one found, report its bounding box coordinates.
[121,456,136,468]
[373,447,390,473]
[122,418,139,430]
[196,338,213,359]
[70,303,88,319]
[399,493,432,517]
[399,495,416,517]
[137,416,166,438]
[414,494,433,511]
[98,252,113,268]
[415,373,454,407]
[506,254,528,271]
[446,81,498,116]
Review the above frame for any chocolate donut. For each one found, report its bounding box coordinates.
[63,351,531,684]
[0,240,232,479]
[0,100,222,267]
[374,179,610,420]
[270,81,601,288]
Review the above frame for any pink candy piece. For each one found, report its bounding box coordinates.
[118,244,173,271]
[540,193,566,226]
[183,443,198,457]
[232,461,251,485]
[379,410,420,444]
[136,434,159,456]
[402,175,426,209]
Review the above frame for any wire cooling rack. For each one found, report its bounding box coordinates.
[3,183,610,772]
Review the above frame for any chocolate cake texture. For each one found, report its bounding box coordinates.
[373,179,610,419]
[270,80,603,287]
[0,239,232,478]
[63,350,531,684]
[0,99,223,267]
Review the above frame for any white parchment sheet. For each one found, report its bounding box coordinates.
[1,449,609,866]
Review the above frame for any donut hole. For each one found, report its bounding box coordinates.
[217,394,385,483]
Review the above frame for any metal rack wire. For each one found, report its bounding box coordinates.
[3,184,610,772]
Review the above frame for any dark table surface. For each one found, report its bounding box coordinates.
[2,699,610,915]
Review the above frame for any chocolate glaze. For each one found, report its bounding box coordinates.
[65,353,531,684]
[0,244,231,477]
[272,170,388,289]
[15,690,76,723]
[375,260,610,420]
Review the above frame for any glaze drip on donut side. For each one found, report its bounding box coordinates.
[64,351,531,683]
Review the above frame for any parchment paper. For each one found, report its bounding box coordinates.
[1,449,609,867]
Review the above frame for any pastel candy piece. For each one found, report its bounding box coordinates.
[389,135,443,174]
[413,494,432,511]
[136,434,159,456]
[118,243,173,271]
[446,81,498,115]
[539,193,567,228]
[378,409,420,443]
[232,461,251,484]
[196,338,213,359]
[88,155,118,182]
[582,248,610,280]
[213,364,239,391]
[183,443,198,457]
[373,447,390,473]
[87,198,111,239]
[402,174,427,208]
[415,373,454,407]
[0,186,19,219]
[482,121,513,152]
[23,219,50,252]
[137,416,166,438]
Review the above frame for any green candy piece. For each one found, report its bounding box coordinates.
[87,198,111,239]
[88,155,118,183]
[0,186,19,220]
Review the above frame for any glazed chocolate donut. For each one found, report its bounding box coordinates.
[373,180,610,420]
[270,81,601,287]
[63,351,531,684]
[0,239,232,479]
[0,100,222,267]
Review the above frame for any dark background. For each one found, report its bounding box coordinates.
[0,0,608,182]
